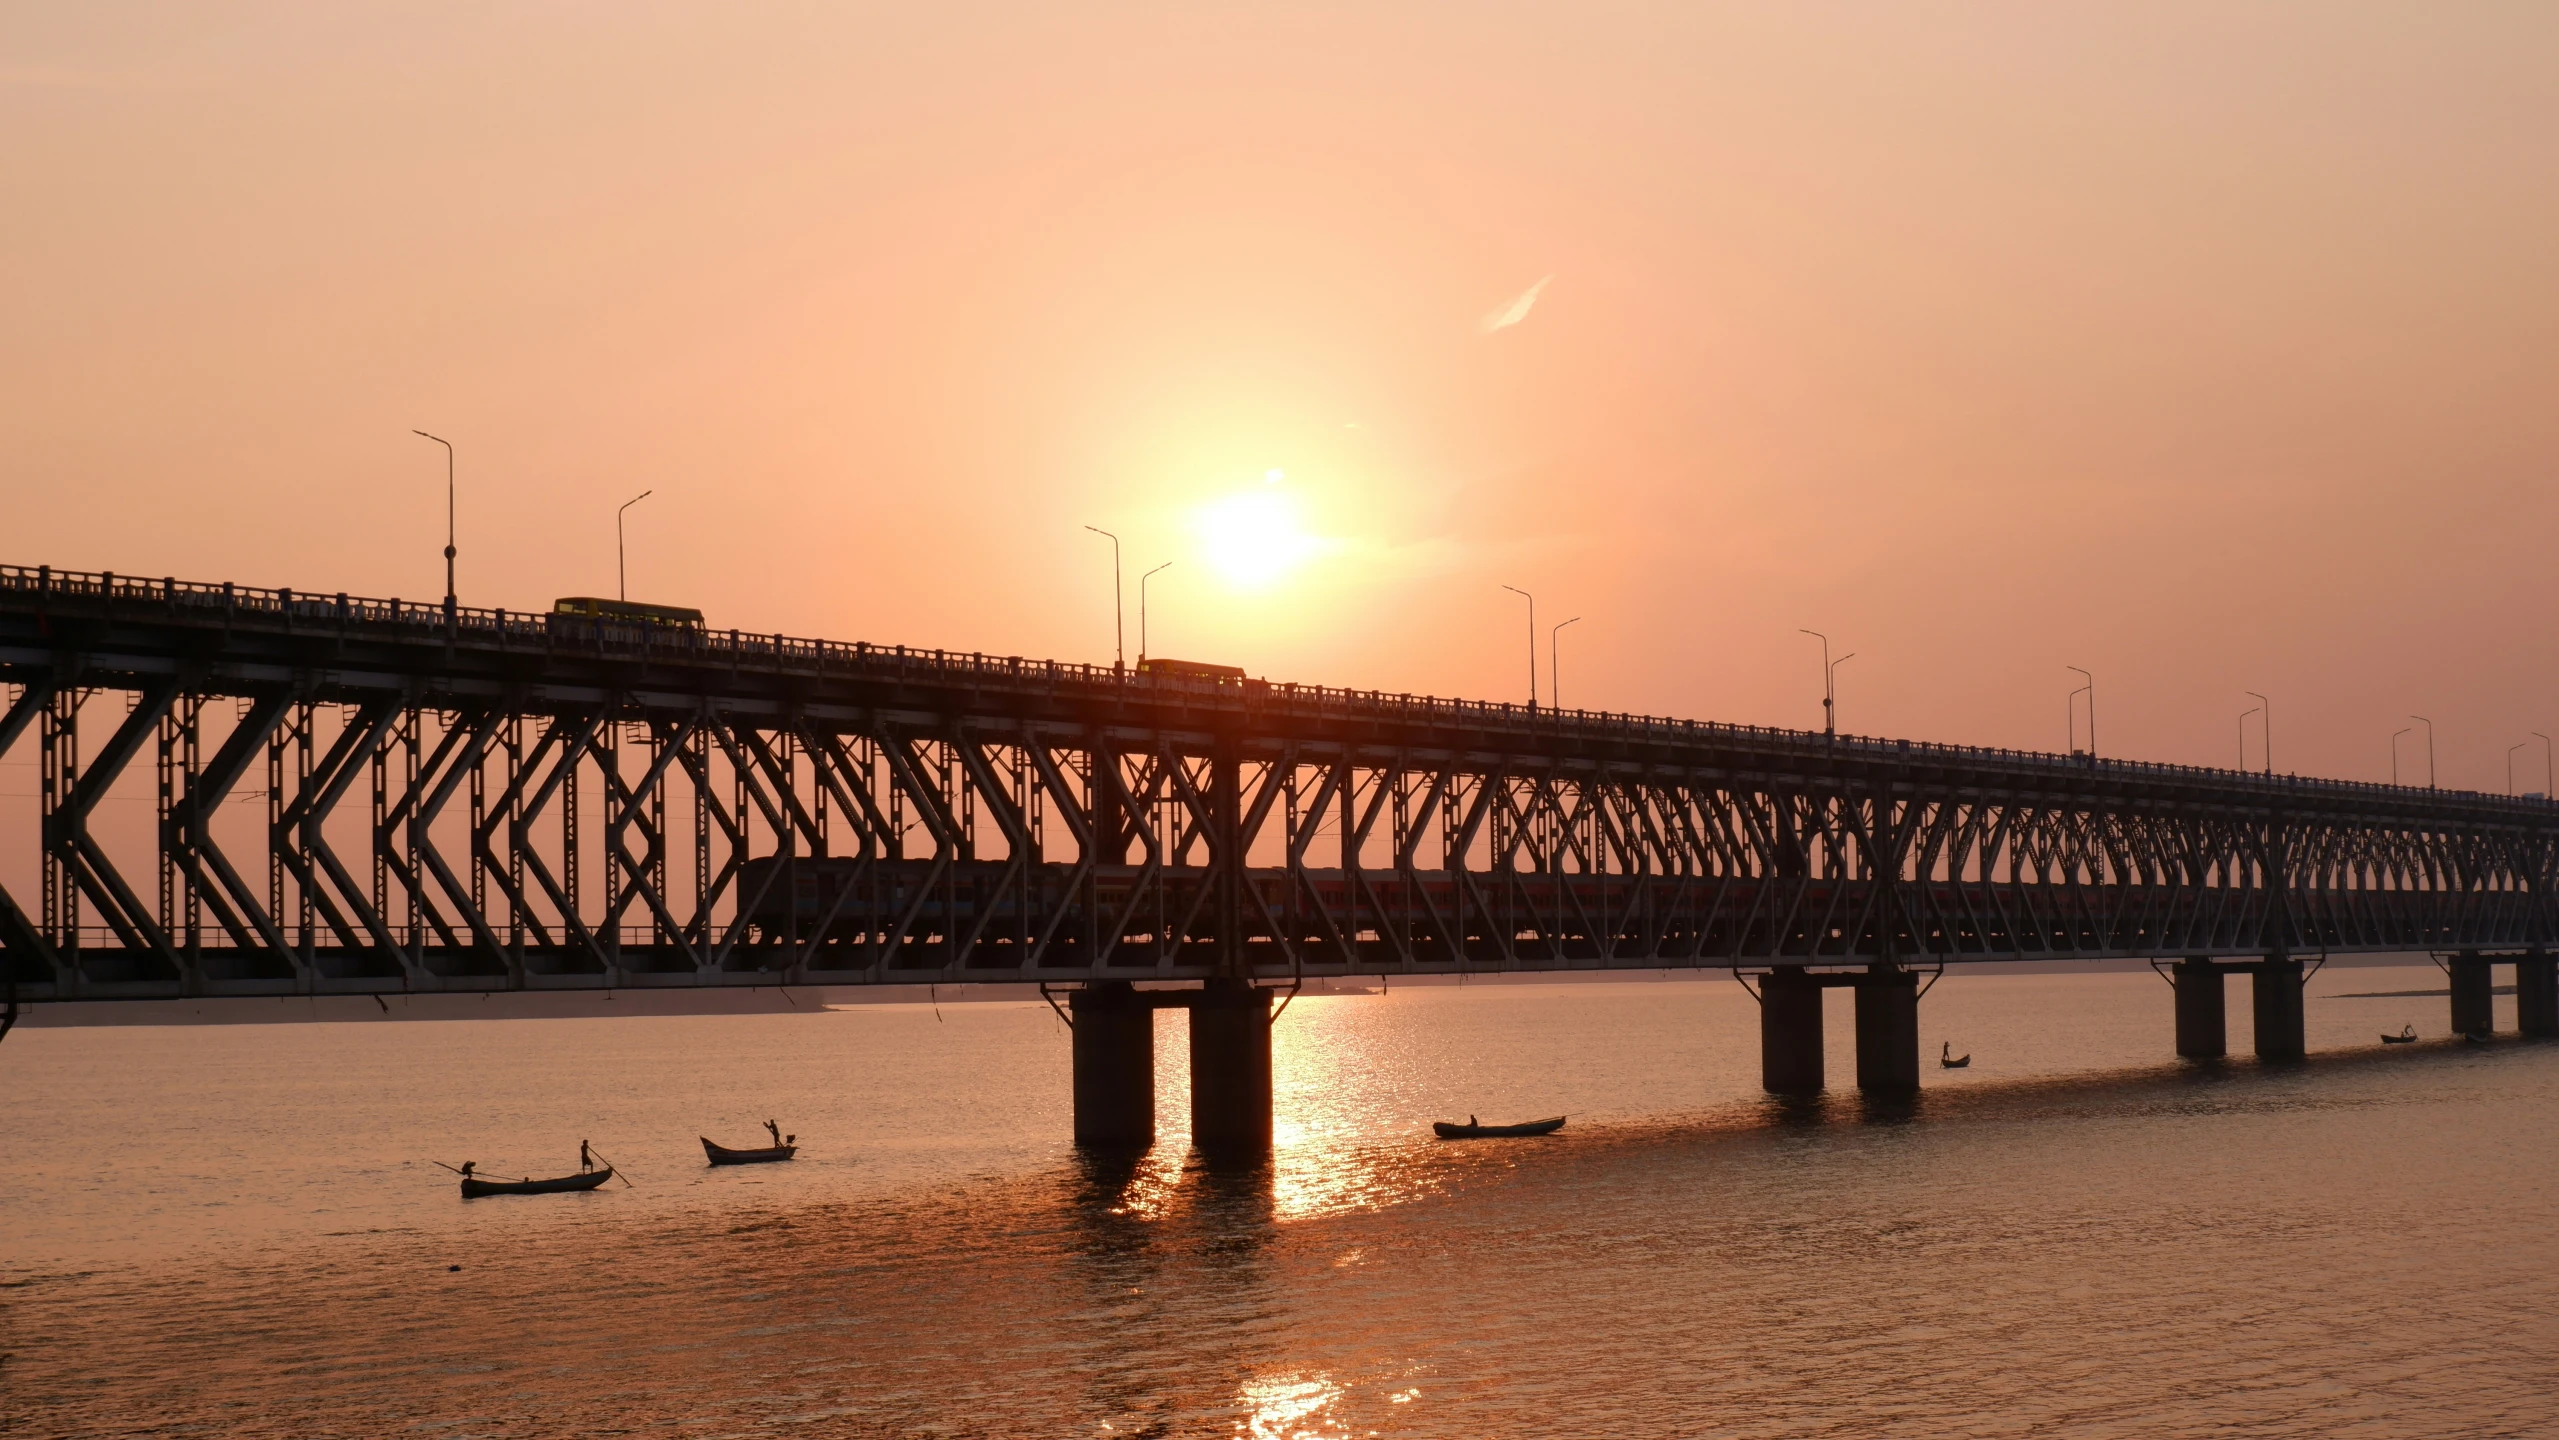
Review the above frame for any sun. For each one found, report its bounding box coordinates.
[1194,475,1324,590]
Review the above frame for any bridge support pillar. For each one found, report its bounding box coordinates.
[1853,965,1920,1093]
[1069,982,1155,1149]
[2173,958,2226,1058]
[1188,977,1272,1154]
[2450,951,2494,1037]
[2517,954,2559,1039]
[2251,956,2306,1062]
[1758,966,1824,1094]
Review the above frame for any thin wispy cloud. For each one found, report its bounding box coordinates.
[1478,275,1554,334]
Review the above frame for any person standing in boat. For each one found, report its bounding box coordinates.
[765,1119,782,1149]
[579,1140,595,1172]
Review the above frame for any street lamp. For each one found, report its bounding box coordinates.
[1084,526,1123,670]
[1799,630,1853,737]
[2411,715,2435,788]
[617,490,652,602]
[2391,727,2411,786]
[411,430,456,618]
[2511,741,2529,796]
[2537,733,2552,797]
[1551,616,1582,711]
[1138,561,1173,663]
[2246,691,2271,774]
[2067,666,2095,757]
[1501,586,1536,708]
[2239,706,2261,769]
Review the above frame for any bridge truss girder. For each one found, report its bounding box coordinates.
[2,562,2552,999]
[4,678,2554,999]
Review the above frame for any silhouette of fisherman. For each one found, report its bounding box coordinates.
[764,1119,782,1149]
[579,1139,595,1172]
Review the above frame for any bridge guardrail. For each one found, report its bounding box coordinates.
[4,561,2547,815]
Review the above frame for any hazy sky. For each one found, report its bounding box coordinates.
[6,3,2556,788]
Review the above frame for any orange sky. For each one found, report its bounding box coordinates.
[6,4,2557,789]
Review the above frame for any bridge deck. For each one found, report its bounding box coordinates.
[4,563,2552,1000]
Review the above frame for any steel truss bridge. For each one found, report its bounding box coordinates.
[3,562,2554,1004]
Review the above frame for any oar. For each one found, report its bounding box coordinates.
[583,1147,636,1187]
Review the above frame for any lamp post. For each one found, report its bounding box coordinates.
[1084,526,1123,670]
[1799,630,1853,737]
[1138,561,1173,663]
[411,430,456,620]
[1501,586,1536,708]
[2246,691,2271,774]
[2239,706,2261,770]
[1551,616,1582,711]
[2411,715,2435,788]
[2538,733,2552,798]
[2067,666,2095,757]
[617,490,652,602]
[2511,741,2529,796]
[2391,726,2411,786]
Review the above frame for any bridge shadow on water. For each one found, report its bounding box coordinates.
[1025,1034,2559,1253]
[1725,1031,2551,1142]
[588,1033,2559,1303]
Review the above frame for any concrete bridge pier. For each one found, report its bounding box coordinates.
[1188,977,1273,1154]
[2450,951,2494,1036]
[2251,955,2306,1062]
[2517,952,2559,1038]
[1069,981,1156,1148]
[1758,966,1825,1094]
[1852,965,1921,1093]
[2173,958,2227,1058]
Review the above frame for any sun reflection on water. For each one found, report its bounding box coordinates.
[1264,995,1459,1221]
[1235,1373,1349,1440]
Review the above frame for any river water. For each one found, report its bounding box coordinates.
[4,963,2555,1437]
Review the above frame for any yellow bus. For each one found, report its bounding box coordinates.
[1136,656,1246,683]
[551,596,706,629]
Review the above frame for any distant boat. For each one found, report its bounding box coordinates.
[702,1136,798,1165]
[459,1166,613,1199]
[1433,1116,1565,1139]
[2381,1025,2418,1045]
[1941,1042,1971,1069]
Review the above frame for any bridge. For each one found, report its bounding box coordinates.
[5,562,2555,1148]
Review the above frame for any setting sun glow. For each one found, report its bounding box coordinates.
[1193,480,1325,591]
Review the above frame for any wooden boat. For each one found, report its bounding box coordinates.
[2381,1025,2418,1044]
[1940,1042,1972,1068]
[702,1136,798,1165]
[460,1166,613,1198]
[1432,1116,1565,1139]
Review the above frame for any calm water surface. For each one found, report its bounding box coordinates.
[4,965,2554,1437]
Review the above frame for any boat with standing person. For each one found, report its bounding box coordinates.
[454,1161,614,1198]
[703,1119,799,1165]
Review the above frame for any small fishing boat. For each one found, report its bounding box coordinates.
[1940,1042,1972,1069]
[702,1136,798,1165]
[458,1165,613,1199]
[1432,1116,1565,1139]
[2380,1025,2418,1045]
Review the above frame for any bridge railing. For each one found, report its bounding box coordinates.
[5,561,2548,814]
